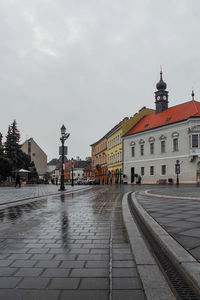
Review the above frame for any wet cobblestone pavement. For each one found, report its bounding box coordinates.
[0,185,146,300]
[136,185,200,262]
[0,184,80,205]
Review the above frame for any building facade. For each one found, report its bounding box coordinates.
[91,136,107,184]
[107,122,123,184]
[123,72,200,184]
[21,138,47,176]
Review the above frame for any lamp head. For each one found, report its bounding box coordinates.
[61,125,66,136]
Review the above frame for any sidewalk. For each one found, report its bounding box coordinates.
[0,184,89,207]
[127,185,200,295]
[136,186,200,262]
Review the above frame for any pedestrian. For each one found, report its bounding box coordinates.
[15,173,21,188]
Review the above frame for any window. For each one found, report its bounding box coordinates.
[192,134,198,148]
[140,144,144,156]
[150,143,154,154]
[173,138,178,151]
[131,146,135,157]
[150,166,154,175]
[141,167,144,176]
[161,165,166,175]
[161,140,166,153]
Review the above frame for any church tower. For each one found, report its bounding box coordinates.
[155,71,169,113]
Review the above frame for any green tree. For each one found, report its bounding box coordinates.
[0,157,12,182]
[5,120,21,169]
[0,132,4,156]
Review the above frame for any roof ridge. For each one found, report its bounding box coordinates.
[192,100,199,114]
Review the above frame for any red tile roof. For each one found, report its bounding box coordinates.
[126,100,200,136]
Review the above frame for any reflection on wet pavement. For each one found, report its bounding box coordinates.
[0,185,146,300]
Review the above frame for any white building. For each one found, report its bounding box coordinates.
[123,72,200,184]
[70,168,84,182]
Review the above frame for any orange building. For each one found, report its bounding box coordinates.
[91,136,107,184]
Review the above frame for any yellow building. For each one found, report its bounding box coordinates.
[107,121,123,183]
[107,107,154,183]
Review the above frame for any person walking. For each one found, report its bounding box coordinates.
[15,173,21,188]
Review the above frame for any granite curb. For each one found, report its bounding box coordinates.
[132,192,200,293]
[122,192,175,300]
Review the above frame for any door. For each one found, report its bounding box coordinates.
[131,167,135,183]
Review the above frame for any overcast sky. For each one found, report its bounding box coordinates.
[0,0,200,161]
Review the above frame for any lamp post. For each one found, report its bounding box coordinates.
[59,125,70,191]
[175,160,180,185]
[71,158,74,186]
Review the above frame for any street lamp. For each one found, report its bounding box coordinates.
[71,158,74,186]
[59,125,70,191]
[175,160,180,185]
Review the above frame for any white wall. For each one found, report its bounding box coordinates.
[123,119,200,184]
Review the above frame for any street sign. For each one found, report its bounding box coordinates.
[59,146,68,155]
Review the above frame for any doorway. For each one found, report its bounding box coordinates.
[131,167,135,183]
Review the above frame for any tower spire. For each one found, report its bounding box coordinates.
[155,70,169,113]
[191,89,195,100]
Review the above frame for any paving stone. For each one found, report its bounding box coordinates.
[49,278,80,289]
[48,248,69,254]
[28,248,49,254]
[79,278,109,289]
[18,278,50,289]
[14,268,43,277]
[113,254,133,261]
[70,268,108,277]
[26,243,45,248]
[0,277,21,288]
[78,254,109,261]
[54,254,76,260]
[11,260,37,268]
[112,290,146,300]
[113,268,137,277]
[42,268,70,277]
[69,249,90,254]
[113,278,142,289]
[85,260,109,268]
[0,267,17,276]
[60,290,108,300]
[115,259,136,268]
[35,260,60,268]
[113,248,132,254]
[8,254,32,260]
[90,249,109,254]
[0,260,13,267]
[31,254,54,260]
[60,261,85,268]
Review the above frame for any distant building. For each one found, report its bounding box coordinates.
[47,158,60,173]
[64,159,91,182]
[21,138,47,176]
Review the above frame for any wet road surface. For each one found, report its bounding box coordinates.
[0,185,146,300]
